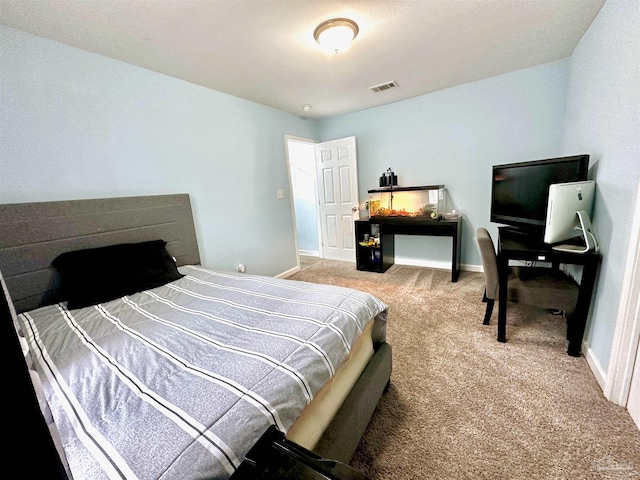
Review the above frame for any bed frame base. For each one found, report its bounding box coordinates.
[313,342,392,464]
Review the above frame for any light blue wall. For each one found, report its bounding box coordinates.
[0,26,318,276]
[317,60,570,267]
[560,0,640,372]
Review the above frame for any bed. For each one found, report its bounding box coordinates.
[1,194,392,480]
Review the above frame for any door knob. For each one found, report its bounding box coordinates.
[352,206,358,212]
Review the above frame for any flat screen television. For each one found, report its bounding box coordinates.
[490,154,589,235]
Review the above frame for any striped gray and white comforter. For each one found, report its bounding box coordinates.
[19,265,388,480]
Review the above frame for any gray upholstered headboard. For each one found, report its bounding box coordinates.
[0,194,200,314]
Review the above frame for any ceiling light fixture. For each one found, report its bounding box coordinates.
[302,104,312,112]
[313,18,359,54]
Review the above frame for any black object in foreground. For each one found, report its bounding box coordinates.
[230,425,369,480]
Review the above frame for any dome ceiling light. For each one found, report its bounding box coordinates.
[313,18,359,54]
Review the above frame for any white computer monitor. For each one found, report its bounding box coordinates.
[544,180,597,252]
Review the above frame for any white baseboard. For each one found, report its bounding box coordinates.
[394,257,451,270]
[276,265,300,279]
[462,263,483,273]
[299,249,320,257]
[583,341,607,391]
[285,258,482,277]
[394,257,482,273]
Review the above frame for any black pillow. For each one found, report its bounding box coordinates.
[52,240,184,309]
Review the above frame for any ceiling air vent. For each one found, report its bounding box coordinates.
[369,81,398,93]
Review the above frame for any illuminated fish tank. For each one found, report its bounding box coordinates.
[368,185,445,218]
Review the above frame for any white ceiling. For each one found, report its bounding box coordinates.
[0,0,606,119]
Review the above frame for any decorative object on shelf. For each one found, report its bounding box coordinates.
[443,210,462,220]
[379,168,398,187]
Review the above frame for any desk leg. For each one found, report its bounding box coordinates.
[566,261,599,357]
[497,256,509,343]
[451,223,461,282]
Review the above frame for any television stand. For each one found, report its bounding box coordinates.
[497,227,602,356]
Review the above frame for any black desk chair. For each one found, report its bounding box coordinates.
[476,227,579,326]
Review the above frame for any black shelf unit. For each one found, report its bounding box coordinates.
[355,219,394,273]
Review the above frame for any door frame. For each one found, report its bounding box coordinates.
[284,135,323,269]
[605,178,640,408]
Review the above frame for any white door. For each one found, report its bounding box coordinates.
[315,136,359,262]
[628,341,640,429]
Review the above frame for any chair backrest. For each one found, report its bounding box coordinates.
[476,227,499,300]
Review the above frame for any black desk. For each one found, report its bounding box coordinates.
[497,227,602,357]
[355,217,461,282]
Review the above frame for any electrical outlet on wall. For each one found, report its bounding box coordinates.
[276,189,284,199]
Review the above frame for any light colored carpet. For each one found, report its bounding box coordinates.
[288,260,640,480]
[299,254,321,270]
